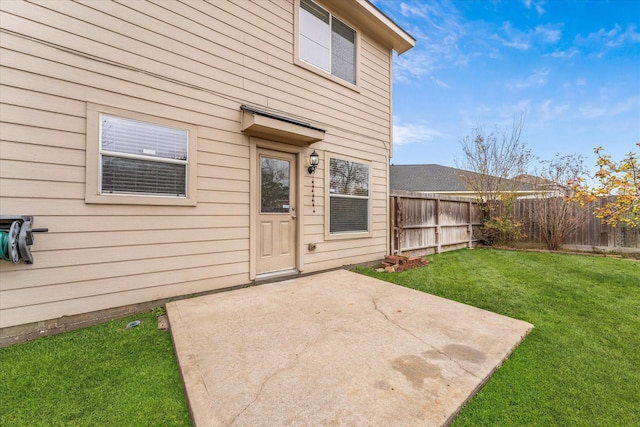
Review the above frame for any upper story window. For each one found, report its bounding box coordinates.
[299,0,356,85]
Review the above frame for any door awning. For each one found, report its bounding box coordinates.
[241,105,325,146]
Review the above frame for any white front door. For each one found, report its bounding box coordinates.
[256,149,297,276]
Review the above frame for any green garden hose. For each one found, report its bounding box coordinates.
[0,230,10,261]
[0,221,21,264]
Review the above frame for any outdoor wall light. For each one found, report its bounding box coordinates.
[308,149,319,174]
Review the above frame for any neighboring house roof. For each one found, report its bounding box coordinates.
[390,164,535,193]
[513,174,570,196]
[514,174,564,189]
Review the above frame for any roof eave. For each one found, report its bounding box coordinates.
[322,0,416,54]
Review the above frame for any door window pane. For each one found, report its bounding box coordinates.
[261,157,290,213]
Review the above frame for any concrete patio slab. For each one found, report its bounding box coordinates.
[167,269,533,427]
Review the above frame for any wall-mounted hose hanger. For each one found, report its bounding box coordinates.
[0,216,48,264]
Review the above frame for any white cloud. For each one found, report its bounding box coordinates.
[550,48,579,59]
[430,76,450,88]
[536,25,561,43]
[523,0,546,16]
[576,24,640,55]
[374,1,475,84]
[501,100,531,121]
[578,96,640,119]
[394,51,436,83]
[458,102,531,131]
[498,22,531,50]
[539,99,570,121]
[382,1,562,85]
[510,68,550,89]
[497,22,562,50]
[393,122,442,146]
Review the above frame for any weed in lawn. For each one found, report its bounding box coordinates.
[151,305,167,318]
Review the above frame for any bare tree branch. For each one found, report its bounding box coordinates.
[457,113,532,208]
[529,154,589,250]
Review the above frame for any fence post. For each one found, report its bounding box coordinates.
[390,195,396,255]
[467,201,473,248]
[435,197,441,253]
[395,195,404,255]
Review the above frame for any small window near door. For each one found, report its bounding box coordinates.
[328,157,369,233]
[299,0,357,85]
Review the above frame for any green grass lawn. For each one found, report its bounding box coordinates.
[356,249,640,426]
[1,249,638,426]
[0,311,190,427]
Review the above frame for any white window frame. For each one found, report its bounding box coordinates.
[325,154,371,239]
[85,104,198,206]
[295,0,360,89]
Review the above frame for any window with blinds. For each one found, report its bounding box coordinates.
[329,157,369,233]
[99,114,188,197]
[299,0,356,85]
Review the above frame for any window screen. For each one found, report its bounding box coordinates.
[329,158,369,233]
[100,114,188,196]
[299,0,356,84]
[331,17,356,84]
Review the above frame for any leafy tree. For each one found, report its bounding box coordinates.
[569,144,639,227]
[457,113,532,244]
[528,154,589,250]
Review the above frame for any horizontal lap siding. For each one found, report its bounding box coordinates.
[0,0,394,328]
[0,0,253,327]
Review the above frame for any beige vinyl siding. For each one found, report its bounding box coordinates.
[0,0,397,329]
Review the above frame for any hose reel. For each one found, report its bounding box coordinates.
[0,216,48,264]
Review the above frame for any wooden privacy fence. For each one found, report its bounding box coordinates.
[390,191,483,256]
[513,197,640,251]
[390,192,639,256]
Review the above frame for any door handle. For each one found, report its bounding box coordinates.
[292,215,297,219]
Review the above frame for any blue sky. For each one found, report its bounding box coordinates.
[372,0,640,176]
